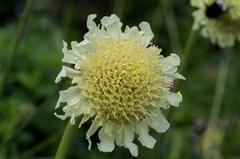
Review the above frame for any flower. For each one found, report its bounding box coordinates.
[191,0,240,48]
[55,14,184,157]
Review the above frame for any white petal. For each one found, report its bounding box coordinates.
[58,86,81,105]
[137,122,156,149]
[87,14,97,30]
[113,125,138,156]
[147,109,170,133]
[124,126,139,157]
[78,114,90,128]
[70,114,76,125]
[125,26,142,41]
[167,91,182,107]
[125,142,138,157]
[101,14,122,37]
[55,97,62,109]
[165,54,180,66]
[123,126,134,144]
[71,40,95,55]
[55,66,81,83]
[71,41,86,58]
[62,41,78,64]
[97,128,115,152]
[165,67,178,74]
[175,73,186,80]
[139,22,153,45]
[85,14,106,41]
[86,122,100,150]
[54,112,68,120]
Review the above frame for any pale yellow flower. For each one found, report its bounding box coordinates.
[191,0,240,48]
[55,14,184,157]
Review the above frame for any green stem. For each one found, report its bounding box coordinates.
[209,51,230,124]
[54,122,77,159]
[165,8,183,53]
[0,0,32,97]
[180,26,196,73]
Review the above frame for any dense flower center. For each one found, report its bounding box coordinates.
[79,38,167,124]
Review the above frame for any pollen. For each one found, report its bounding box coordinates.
[79,38,166,124]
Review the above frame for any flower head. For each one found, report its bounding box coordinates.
[55,14,184,157]
[191,0,240,48]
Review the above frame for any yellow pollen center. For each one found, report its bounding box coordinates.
[79,38,167,124]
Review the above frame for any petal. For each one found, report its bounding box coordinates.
[70,114,76,125]
[125,142,138,157]
[86,122,100,150]
[164,54,180,67]
[55,97,62,109]
[125,26,142,41]
[147,109,170,133]
[124,126,139,157]
[123,126,134,144]
[71,40,95,55]
[85,14,106,41]
[97,128,115,152]
[78,114,90,128]
[101,14,122,37]
[62,41,78,64]
[87,14,97,30]
[58,86,81,106]
[54,112,68,120]
[78,104,96,128]
[175,73,186,80]
[137,122,156,149]
[167,91,182,107]
[55,66,81,83]
[139,22,154,45]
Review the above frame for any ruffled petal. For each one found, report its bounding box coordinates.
[55,66,81,83]
[101,14,122,37]
[62,41,78,64]
[87,14,97,30]
[57,86,81,106]
[97,128,115,152]
[139,22,154,45]
[54,112,68,120]
[86,122,100,150]
[71,40,94,58]
[125,26,142,41]
[125,142,138,157]
[147,109,170,133]
[163,53,180,67]
[124,126,138,157]
[137,122,156,149]
[167,91,182,107]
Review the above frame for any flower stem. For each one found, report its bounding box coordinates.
[165,8,183,53]
[180,26,196,73]
[209,51,230,124]
[54,122,77,159]
[0,0,32,97]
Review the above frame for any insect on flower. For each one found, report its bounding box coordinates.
[55,14,184,157]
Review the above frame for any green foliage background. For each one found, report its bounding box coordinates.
[0,0,240,158]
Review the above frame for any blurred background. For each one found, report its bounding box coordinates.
[0,0,240,158]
